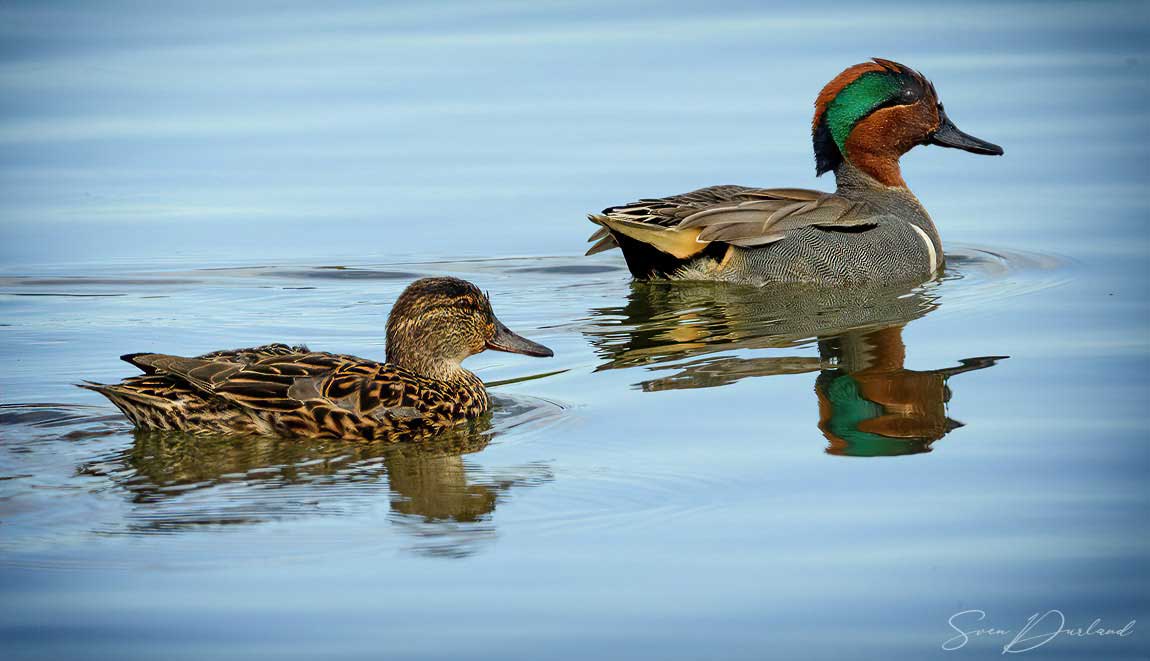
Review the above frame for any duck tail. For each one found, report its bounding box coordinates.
[585,214,620,255]
[75,381,169,429]
[589,215,729,279]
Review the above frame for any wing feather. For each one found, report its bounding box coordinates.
[585,185,875,257]
[585,234,619,256]
[592,215,706,259]
[587,226,610,242]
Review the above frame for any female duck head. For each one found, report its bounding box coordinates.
[385,277,552,379]
[812,58,1003,188]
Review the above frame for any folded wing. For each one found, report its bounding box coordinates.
[586,186,875,258]
[123,348,408,418]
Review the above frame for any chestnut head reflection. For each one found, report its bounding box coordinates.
[585,281,1005,457]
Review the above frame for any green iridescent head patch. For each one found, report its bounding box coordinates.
[824,72,904,152]
[812,61,931,175]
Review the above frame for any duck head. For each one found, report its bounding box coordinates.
[386,277,552,380]
[812,58,1003,188]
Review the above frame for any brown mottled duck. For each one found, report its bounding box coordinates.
[80,277,553,441]
[586,58,1004,285]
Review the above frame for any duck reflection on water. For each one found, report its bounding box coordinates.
[585,280,1006,457]
[814,327,1003,457]
[82,396,554,555]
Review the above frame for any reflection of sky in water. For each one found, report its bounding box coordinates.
[1,1,1148,266]
[0,1,1148,660]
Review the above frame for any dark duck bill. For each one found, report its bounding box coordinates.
[926,106,1004,155]
[486,319,553,357]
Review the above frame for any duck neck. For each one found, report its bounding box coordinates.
[833,161,942,261]
[834,161,928,216]
[845,151,905,188]
[834,160,904,194]
[388,351,490,411]
[388,350,474,384]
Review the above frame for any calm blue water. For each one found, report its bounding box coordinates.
[1,1,1148,659]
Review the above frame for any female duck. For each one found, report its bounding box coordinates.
[81,277,553,440]
[586,58,1003,285]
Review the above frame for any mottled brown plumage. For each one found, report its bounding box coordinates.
[80,277,553,441]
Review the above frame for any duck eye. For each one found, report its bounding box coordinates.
[900,87,919,103]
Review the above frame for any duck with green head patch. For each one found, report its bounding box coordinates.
[586,58,1003,285]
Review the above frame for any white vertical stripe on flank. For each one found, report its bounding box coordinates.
[910,224,939,274]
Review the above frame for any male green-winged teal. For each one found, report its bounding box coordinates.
[586,58,1003,285]
[80,277,553,441]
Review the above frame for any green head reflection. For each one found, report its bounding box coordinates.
[815,327,1004,457]
[585,280,1006,458]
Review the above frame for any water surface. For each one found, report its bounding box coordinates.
[1,1,1148,659]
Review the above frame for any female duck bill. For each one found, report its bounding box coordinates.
[486,319,554,357]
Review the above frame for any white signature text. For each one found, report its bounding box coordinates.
[943,609,1135,653]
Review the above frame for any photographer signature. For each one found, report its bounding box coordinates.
[943,609,1135,653]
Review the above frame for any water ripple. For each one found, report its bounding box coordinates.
[0,393,567,567]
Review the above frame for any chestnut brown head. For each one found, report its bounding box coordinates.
[812,58,1003,187]
[385,277,552,379]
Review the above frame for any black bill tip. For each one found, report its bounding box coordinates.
[486,320,553,358]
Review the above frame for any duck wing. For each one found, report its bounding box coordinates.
[124,350,426,423]
[587,186,874,258]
